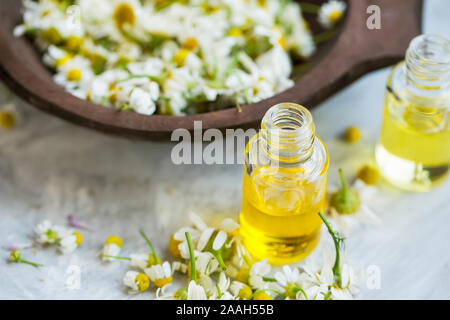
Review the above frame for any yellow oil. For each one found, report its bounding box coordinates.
[376,92,450,191]
[239,165,327,265]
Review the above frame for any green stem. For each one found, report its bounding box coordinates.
[101,254,131,261]
[262,276,277,282]
[214,251,227,270]
[185,232,196,283]
[139,229,159,263]
[18,258,42,268]
[299,2,321,14]
[338,168,348,199]
[318,212,342,287]
[297,287,308,300]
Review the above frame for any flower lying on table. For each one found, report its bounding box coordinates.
[103,212,362,300]
[327,169,381,236]
[35,220,83,254]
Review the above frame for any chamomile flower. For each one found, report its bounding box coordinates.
[102,235,123,261]
[35,220,69,245]
[248,259,272,290]
[318,0,347,29]
[123,271,150,293]
[274,265,308,299]
[58,231,83,254]
[145,261,173,288]
[129,253,162,270]
[328,170,380,236]
[230,281,253,300]
[209,272,231,299]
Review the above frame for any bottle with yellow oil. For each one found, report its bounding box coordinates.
[375,35,450,191]
[239,103,329,265]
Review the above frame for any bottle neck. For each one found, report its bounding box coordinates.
[260,103,315,165]
[405,34,450,92]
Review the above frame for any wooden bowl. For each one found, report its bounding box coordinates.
[0,0,422,140]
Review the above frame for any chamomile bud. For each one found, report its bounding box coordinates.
[0,110,15,129]
[102,235,123,261]
[9,250,21,262]
[123,271,150,293]
[330,169,360,215]
[0,103,22,130]
[9,250,42,268]
[357,165,380,185]
[343,126,361,143]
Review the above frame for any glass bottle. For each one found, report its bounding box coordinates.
[239,103,329,265]
[375,35,450,191]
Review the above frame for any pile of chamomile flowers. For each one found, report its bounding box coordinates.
[14,0,346,116]
[101,212,361,300]
[8,211,360,300]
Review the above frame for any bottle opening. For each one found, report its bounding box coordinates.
[261,103,315,164]
[406,34,450,88]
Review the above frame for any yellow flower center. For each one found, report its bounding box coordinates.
[343,126,361,143]
[357,165,380,185]
[201,3,220,14]
[105,235,123,247]
[238,285,253,299]
[227,28,243,37]
[55,55,72,67]
[235,268,249,284]
[184,37,199,50]
[0,111,15,129]
[173,49,190,67]
[329,10,343,24]
[153,276,173,288]
[168,234,182,258]
[147,254,162,267]
[73,232,83,246]
[65,36,84,52]
[278,35,286,50]
[114,3,136,29]
[42,27,63,45]
[67,69,82,81]
[252,292,272,300]
[135,273,150,292]
[257,0,267,8]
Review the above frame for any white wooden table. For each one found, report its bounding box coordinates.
[0,0,449,299]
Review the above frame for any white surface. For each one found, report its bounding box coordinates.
[1,0,449,299]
